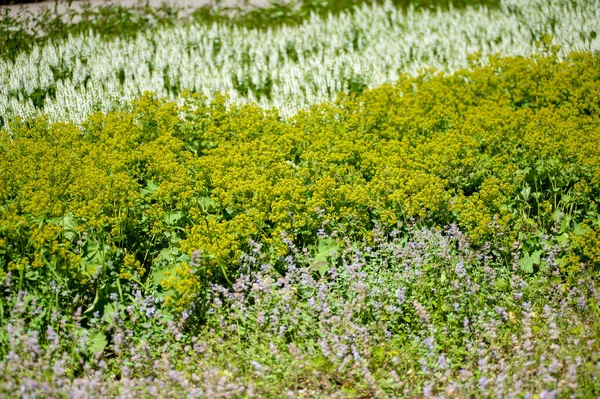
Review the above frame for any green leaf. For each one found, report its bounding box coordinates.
[151,266,177,300]
[519,250,542,273]
[520,253,534,273]
[521,185,531,201]
[87,331,107,354]
[197,196,219,213]
[155,246,180,264]
[103,302,117,324]
[531,250,541,265]
[141,180,158,196]
[83,284,103,315]
[310,238,338,277]
[574,222,589,236]
[556,232,569,245]
[84,240,109,265]
[85,264,103,279]
[556,212,572,233]
[164,211,183,226]
[59,212,78,242]
[561,194,572,204]
[152,266,173,286]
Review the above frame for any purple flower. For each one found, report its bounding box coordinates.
[479,376,489,390]
[455,260,466,277]
[422,337,434,351]
[396,288,406,305]
[423,382,434,398]
[437,353,448,370]
[317,228,328,238]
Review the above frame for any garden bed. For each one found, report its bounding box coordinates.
[1,0,599,397]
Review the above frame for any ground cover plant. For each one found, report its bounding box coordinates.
[3,224,600,397]
[1,0,600,397]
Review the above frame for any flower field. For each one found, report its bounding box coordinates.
[2,0,599,126]
[1,0,600,397]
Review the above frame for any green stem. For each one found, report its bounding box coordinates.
[219,263,233,286]
[19,266,23,292]
[116,276,124,301]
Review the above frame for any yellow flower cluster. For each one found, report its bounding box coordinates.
[1,52,599,307]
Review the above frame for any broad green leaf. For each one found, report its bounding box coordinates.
[520,250,542,273]
[168,231,182,245]
[151,266,177,300]
[556,232,569,245]
[152,266,174,286]
[87,331,107,354]
[559,213,572,233]
[164,211,184,226]
[155,246,180,264]
[197,196,218,213]
[310,238,338,277]
[521,185,531,201]
[84,241,109,265]
[141,180,158,196]
[103,302,117,324]
[85,263,102,279]
[520,253,534,273]
[59,212,78,242]
[531,250,541,265]
[574,222,589,236]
